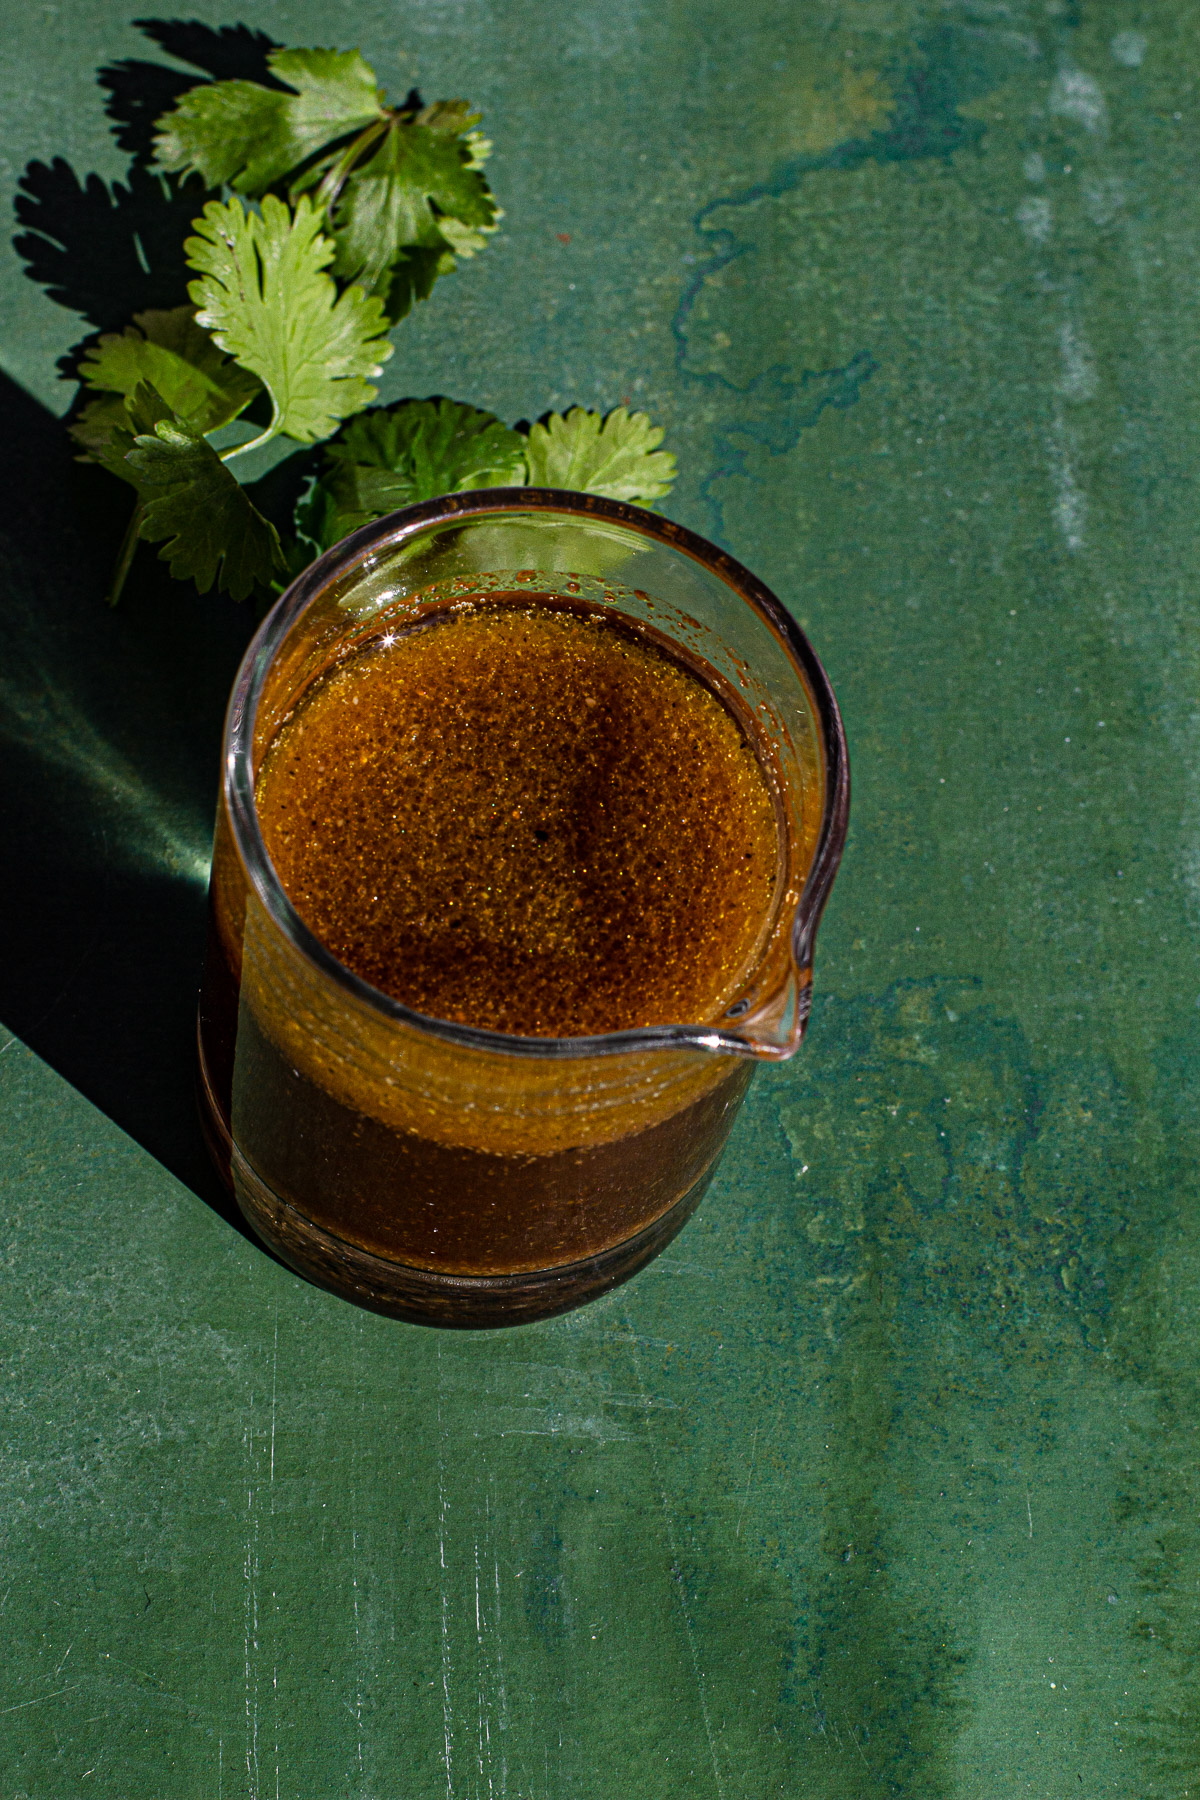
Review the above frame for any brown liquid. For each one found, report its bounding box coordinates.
[254,596,780,1036]
[198,591,785,1311]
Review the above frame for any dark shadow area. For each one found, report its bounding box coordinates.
[134,16,280,80]
[14,18,282,340]
[3,24,339,1242]
[0,24,315,1230]
[0,368,255,1235]
[14,160,209,334]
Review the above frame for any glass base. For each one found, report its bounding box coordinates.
[197,1037,716,1328]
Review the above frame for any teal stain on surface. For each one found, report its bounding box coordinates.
[771,980,1139,1362]
[673,22,1049,539]
[778,977,1140,1793]
[696,352,879,544]
[611,974,1191,1793]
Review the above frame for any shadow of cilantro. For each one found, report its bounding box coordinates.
[15,158,209,336]
[13,18,281,337]
[0,368,256,1236]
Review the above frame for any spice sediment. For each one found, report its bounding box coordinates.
[255,595,781,1036]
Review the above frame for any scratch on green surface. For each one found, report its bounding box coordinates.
[793,1258,963,1796]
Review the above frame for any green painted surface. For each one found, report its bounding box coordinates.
[2,1,1199,1793]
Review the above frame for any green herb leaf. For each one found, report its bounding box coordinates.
[71,381,183,477]
[372,247,446,326]
[123,383,286,600]
[69,393,140,482]
[330,397,525,503]
[297,398,525,554]
[291,476,351,563]
[186,194,393,444]
[69,383,185,482]
[325,114,499,316]
[77,306,261,435]
[153,47,386,194]
[125,382,179,435]
[523,406,677,504]
[152,50,497,323]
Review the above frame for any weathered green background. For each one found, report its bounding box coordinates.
[2,1,1198,1793]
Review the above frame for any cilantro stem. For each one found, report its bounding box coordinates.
[308,116,390,219]
[220,399,282,464]
[106,500,145,607]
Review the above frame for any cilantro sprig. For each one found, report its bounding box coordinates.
[71,191,394,601]
[43,35,679,608]
[153,47,499,321]
[186,193,393,447]
[126,388,286,602]
[295,400,678,558]
[524,406,676,502]
[77,306,261,433]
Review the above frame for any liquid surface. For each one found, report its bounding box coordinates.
[255,598,780,1036]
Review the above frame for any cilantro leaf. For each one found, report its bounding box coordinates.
[77,305,260,434]
[153,47,386,194]
[323,112,499,316]
[186,194,392,443]
[291,476,350,563]
[372,247,445,325]
[125,382,178,435]
[329,398,525,504]
[70,377,193,482]
[151,50,498,323]
[523,406,677,504]
[297,398,525,553]
[69,392,140,482]
[123,385,285,600]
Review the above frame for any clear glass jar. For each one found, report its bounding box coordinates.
[197,490,849,1326]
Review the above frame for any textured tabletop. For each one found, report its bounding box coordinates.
[2,2,1198,1795]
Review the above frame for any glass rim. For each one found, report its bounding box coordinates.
[223,487,850,1061]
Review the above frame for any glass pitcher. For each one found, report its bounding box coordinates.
[197,490,849,1326]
